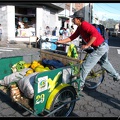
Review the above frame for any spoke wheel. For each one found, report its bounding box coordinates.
[49,86,76,117]
[85,63,105,89]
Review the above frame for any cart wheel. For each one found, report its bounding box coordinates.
[49,86,76,117]
[85,62,105,89]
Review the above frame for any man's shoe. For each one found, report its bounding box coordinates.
[113,75,120,81]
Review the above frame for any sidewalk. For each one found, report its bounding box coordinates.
[0,40,37,48]
[0,40,40,60]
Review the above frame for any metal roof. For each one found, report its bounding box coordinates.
[0,3,64,12]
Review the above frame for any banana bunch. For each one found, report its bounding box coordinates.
[11,60,51,76]
[25,69,34,76]
[31,60,41,70]
[23,63,31,68]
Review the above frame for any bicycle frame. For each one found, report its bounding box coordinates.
[39,37,105,90]
[68,47,105,90]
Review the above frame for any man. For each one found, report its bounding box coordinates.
[96,24,101,34]
[70,25,75,35]
[45,26,51,36]
[56,11,120,90]
[104,28,109,44]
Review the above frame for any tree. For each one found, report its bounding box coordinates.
[100,19,120,28]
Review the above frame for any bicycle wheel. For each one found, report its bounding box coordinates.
[85,62,105,89]
[49,86,77,117]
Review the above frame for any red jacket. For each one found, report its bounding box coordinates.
[69,21,104,47]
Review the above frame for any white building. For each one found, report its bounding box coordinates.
[0,3,64,42]
[83,3,93,23]
[0,3,93,42]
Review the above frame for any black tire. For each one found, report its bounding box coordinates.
[49,86,77,117]
[85,62,105,89]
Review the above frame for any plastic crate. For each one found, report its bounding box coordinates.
[0,56,23,80]
[51,38,57,50]
[0,54,40,80]
[40,49,79,66]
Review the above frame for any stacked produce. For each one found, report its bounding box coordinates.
[10,82,22,101]
[7,60,51,100]
[11,60,50,76]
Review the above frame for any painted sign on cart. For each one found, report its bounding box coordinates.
[38,76,48,93]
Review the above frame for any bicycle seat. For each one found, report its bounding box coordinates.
[84,48,94,53]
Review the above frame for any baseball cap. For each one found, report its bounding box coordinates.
[69,11,83,18]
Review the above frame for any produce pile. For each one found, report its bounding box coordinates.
[11,60,51,76]
[10,82,22,102]
[4,60,51,101]
[0,59,78,101]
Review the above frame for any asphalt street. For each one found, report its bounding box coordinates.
[0,36,120,117]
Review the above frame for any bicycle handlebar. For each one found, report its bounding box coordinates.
[39,37,94,53]
[41,38,70,46]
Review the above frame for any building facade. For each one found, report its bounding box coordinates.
[0,3,93,42]
[0,3,64,41]
[58,3,93,29]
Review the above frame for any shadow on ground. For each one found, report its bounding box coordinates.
[83,87,120,110]
[0,92,33,117]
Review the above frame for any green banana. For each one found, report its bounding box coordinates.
[11,61,26,72]
[16,61,26,72]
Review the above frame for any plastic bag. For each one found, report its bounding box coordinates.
[0,68,30,86]
[17,72,38,99]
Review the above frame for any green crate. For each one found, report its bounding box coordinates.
[0,56,23,80]
[0,54,40,80]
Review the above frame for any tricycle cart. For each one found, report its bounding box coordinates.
[0,49,82,117]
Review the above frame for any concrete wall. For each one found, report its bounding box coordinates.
[0,6,8,41]
[0,6,15,41]
[0,5,60,41]
[36,7,59,37]
[7,6,15,41]
[36,7,43,37]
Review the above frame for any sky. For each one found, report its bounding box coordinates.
[93,3,120,21]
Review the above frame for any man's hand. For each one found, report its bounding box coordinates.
[55,37,71,45]
[81,45,89,50]
[55,39,63,44]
